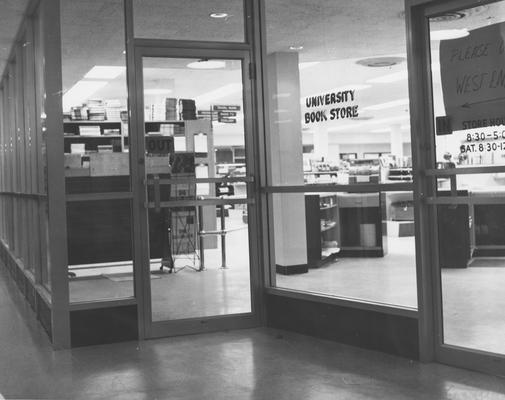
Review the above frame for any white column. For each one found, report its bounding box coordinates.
[313,127,329,161]
[390,124,403,158]
[267,52,307,271]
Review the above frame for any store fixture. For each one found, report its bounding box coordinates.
[305,194,340,268]
[337,193,387,257]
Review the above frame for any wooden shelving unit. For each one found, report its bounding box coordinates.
[63,120,127,154]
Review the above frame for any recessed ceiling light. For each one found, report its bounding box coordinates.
[209,12,229,18]
[289,45,304,51]
[356,57,405,67]
[187,59,226,69]
[430,29,469,41]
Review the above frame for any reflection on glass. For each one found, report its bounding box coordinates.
[142,56,251,321]
[429,2,505,355]
[274,191,417,308]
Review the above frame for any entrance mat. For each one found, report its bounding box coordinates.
[102,273,161,282]
[468,258,505,268]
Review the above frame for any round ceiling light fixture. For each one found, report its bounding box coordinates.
[356,56,405,68]
[289,45,304,51]
[187,59,226,69]
[430,29,469,40]
[209,12,229,18]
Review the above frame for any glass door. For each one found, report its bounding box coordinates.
[419,0,505,374]
[133,47,258,338]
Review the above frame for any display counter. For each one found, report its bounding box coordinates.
[336,192,387,257]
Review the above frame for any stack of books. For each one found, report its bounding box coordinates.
[88,100,106,121]
[104,99,122,121]
[70,106,88,120]
[179,99,196,120]
[165,98,177,120]
[159,124,175,136]
[79,125,101,136]
[144,104,166,121]
[103,128,120,136]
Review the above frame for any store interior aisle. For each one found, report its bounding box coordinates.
[2,265,505,400]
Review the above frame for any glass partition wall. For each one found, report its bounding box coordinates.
[1,0,421,351]
[264,0,418,310]
[0,4,53,336]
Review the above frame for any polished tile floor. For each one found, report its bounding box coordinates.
[2,266,505,399]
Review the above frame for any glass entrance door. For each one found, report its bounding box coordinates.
[418,0,505,374]
[134,48,258,338]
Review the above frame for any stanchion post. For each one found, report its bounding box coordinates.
[220,204,227,269]
[198,205,205,270]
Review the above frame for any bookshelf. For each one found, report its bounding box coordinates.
[305,193,340,268]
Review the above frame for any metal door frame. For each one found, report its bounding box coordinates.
[407,0,505,375]
[130,45,261,339]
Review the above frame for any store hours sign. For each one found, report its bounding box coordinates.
[303,89,359,124]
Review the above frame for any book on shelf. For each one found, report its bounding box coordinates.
[79,125,101,136]
[103,128,121,136]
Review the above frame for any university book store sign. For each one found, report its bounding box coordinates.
[439,21,505,159]
[303,89,359,125]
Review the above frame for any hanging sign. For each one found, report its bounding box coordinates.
[303,89,359,124]
[440,21,505,132]
[213,105,241,111]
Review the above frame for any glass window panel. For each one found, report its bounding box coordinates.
[272,191,417,307]
[265,0,412,186]
[133,0,245,42]
[265,0,417,308]
[429,1,505,355]
[34,7,50,289]
[141,56,251,321]
[61,0,134,301]
[61,0,130,195]
[68,199,134,302]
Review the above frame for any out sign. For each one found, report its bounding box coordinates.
[146,136,173,155]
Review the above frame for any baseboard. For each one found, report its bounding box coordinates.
[276,263,308,275]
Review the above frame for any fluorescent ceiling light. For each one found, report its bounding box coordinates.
[62,80,108,111]
[194,83,242,106]
[299,62,320,70]
[209,12,229,18]
[187,60,226,69]
[366,71,408,84]
[370,128,391,133]
[362,98,409,111]
[289,45,304,51]
[144,88,173,95]
[431,29,469,41]
[370,124,410,133]
[84,66,125,80]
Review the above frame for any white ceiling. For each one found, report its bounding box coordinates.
[2,0,504,140]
